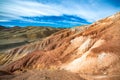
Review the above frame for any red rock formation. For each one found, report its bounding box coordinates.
[1,12,120,78]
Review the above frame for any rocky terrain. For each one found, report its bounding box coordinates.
[0,26,60,51]
[0,12,120,80]
[0,26,60,65]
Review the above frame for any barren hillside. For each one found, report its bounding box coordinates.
[0,12,120,80]
[0,26,60,50]
[0,26,60,65]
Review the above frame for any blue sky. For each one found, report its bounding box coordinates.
[0,0,120,28]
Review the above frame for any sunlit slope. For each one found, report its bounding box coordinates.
[1,12,120,77]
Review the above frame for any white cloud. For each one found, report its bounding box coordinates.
[1,0,61,16]
[0,0,120,23]
[0,20,9,22]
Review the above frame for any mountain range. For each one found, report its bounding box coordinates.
[0,12,120,80]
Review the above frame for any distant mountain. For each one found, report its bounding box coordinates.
[0,25,7,30]
[0,26,61,50]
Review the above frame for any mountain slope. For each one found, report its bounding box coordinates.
[0,26,61,65]
[0,26,60,50]
[1,12,120,80]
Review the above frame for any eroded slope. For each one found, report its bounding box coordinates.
[1,12,120,80]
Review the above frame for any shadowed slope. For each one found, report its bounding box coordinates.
[0,26,60,50]
[0,26,61,65]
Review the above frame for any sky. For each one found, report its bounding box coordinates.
[0,0,120,28]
